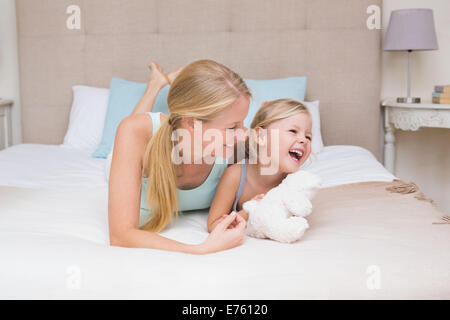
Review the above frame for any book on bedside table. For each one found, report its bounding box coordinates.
[432,86,450,104]
[434,85,450,93]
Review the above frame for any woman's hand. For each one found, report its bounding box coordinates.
[198,212,246,254]
[220,194,265,229]
[227,194,264,228]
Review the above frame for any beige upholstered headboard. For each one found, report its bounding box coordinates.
[16,0,382,159]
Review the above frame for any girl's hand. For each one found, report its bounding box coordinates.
[199,212,246,254]
[147,62,169,91]
[226,195,263,228]
[251,193,265,201]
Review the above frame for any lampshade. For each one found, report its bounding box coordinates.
[384,8,439,51]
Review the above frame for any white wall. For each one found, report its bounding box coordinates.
[382,0,450,213]
[0,0,22,145]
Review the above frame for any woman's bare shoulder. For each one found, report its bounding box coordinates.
[117,113,153,142]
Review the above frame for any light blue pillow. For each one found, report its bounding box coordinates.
[92,76,307,158]
[92,78,170,158]
[243,77,307,127]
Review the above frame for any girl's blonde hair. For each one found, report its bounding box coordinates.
[247,98,310,161]
[250,98,309,129]
[141,60,251,232]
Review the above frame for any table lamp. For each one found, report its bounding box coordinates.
[384,8,439,103]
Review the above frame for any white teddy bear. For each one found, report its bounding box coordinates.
[243,170,321,243]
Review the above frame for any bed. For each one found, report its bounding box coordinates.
[2,0,449,299]
[1,144,449,299]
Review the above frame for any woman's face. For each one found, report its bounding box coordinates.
[201,95,250,159]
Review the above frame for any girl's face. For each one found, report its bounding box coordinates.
[263,112,312,174]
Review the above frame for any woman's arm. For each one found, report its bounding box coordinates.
[108,116,245,254]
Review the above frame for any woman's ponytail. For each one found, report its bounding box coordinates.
[141,118,179,232]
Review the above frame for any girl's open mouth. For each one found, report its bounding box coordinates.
[289,149,303,162]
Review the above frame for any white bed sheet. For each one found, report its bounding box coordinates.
[0,144,107,188]
[1,144,448,299]
[1,185,449,299]
[0,144,396,189]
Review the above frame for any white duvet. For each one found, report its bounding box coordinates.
[4,144,448,299]
[1,184,449,299]
[0,144,106,188]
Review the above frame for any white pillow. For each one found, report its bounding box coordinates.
[302,100,324,154]
[63,85,110,153]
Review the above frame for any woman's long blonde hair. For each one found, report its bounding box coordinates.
[141,60,251,232]
[247,98,310,161]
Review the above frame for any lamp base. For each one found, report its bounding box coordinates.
[397,97,421,104]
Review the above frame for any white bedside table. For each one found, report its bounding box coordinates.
[0,99,13,150]
[381,99,450,173]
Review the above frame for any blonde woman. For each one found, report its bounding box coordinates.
[108,60,251,254]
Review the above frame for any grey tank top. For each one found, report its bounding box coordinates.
[232,161,248,212]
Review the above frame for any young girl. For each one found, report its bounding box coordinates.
[207,98,313,232]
